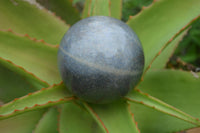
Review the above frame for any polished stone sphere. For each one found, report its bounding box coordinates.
[58,16,144,104]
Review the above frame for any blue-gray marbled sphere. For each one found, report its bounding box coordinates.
[58,16,144,104]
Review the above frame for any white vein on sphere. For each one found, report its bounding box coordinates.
[60,47,140,76]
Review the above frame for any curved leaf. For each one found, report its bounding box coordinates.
[127,0,200,71]
[82,0,110,18]
[82,0,90,18]
[151,28,189,69]
[92,0,110,16]
[110,0,122,19]
[126,89,200,126]
[59,102,103,133]
[0,109,46,133]
[0,83,73,119]
[84,101,140,133]
[130,69,200,133]
[0,0,68,44]
[0,58,48,103]
[36,0,80,25]
[34,108,59,133]
[0,30,60,84]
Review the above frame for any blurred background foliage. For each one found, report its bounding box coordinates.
[122,0,153,21]
[171,19,200,69]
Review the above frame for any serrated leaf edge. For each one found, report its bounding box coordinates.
[25,0,70,27]
[127,104,140,133]
[126,0,158,23]
[143,16,199,75]
[163,28,191,68]
[0,81,65,107]
[0,97,74,120]
[0,29,59,47]
[138,15,200,85]
[0,57,50,87]
[125,89,200,126]
[83,102,109,133]
[0,82,75,119]
[57,106,62,133]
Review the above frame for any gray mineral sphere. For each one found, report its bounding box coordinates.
[58,16,144,104]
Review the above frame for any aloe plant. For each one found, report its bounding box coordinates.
[0,0,200,133]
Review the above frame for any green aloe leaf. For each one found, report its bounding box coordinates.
[110,0,122,19]
[92,0,110,16]
[34,108,59,133]
[82,0,110,18]
[0,109,47,133]
[0,30,60,84]
[84,101,140,133]
[0,83,73,119]
[0,58,48,103]
[130,69,200,133]
[36,0,80,25]
[126,89,200,126]
[151,28,189,69]
[0,0,68,45]
[59,102,103,133]
[82,0,90,18]
[127,0,200,71]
